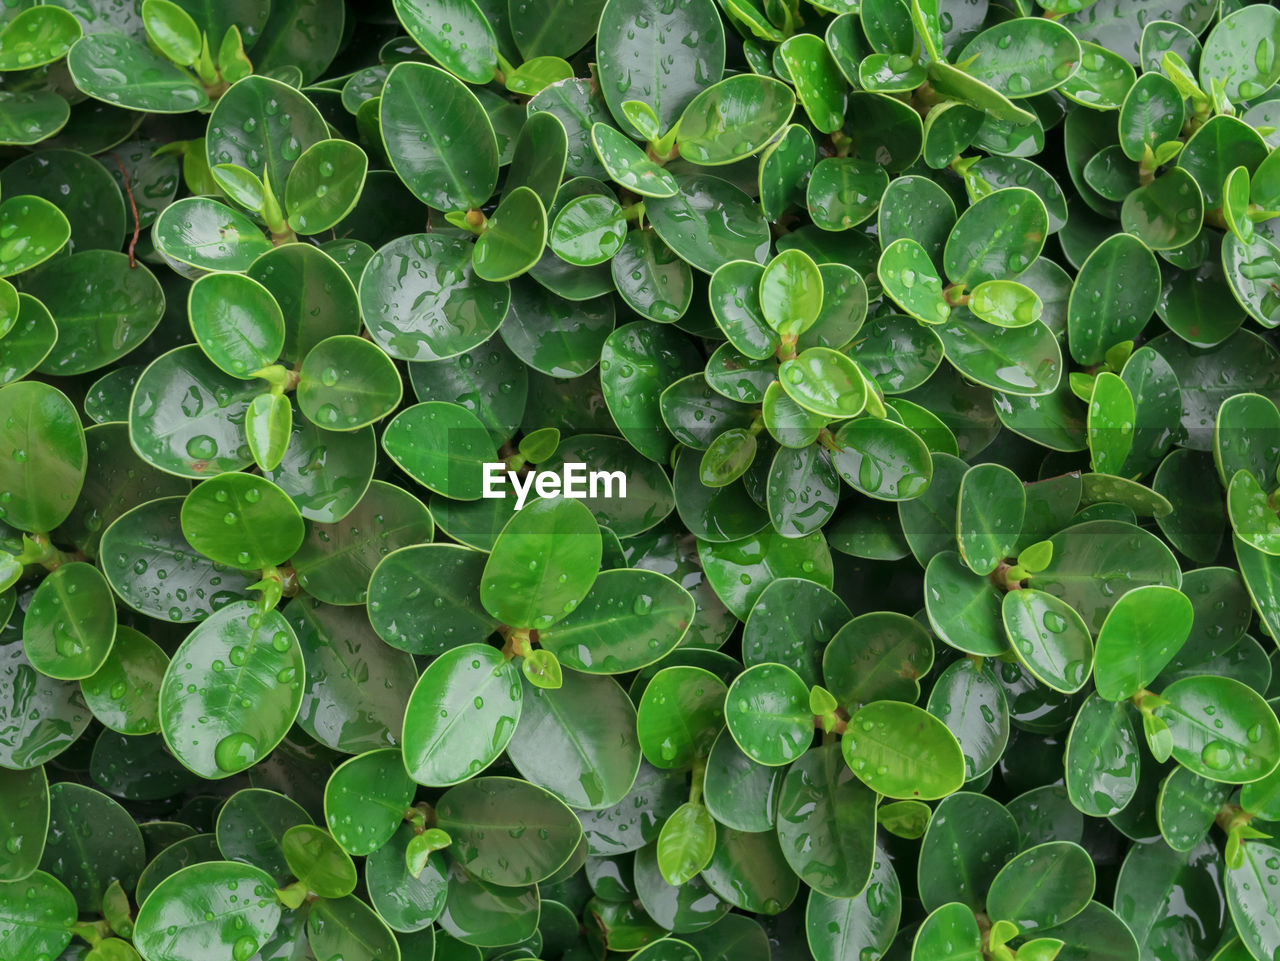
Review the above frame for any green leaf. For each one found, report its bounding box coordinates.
[956,18,1081,98]
[306,895,400,961]
[509,0,602,59]
[367,544,490,653]
[282,824,356,898]
[480,497,600,629]
[590,124,678,198]
[153,197,273,273]
[360,233,509,362]
[594,0,725,134]
[723,662,812,766]
[244,393,292,473]
[878,238,951,325]
[1158,766,1231,852]
[777,742,877,898]
[701,822,798,914]
[391,0,496,82]
[645,173,771,273]
[505,55,574,96]
[1154,675,1280,783]
[208,78,330,196]
[957,463,1025,575]
[401,643,522,786]
[506,667,641,808]
[656,801,716,885]
[27,251,164,377]
[969,280,1043,328]
[1216,392,1280,486]
[0,381,86,533]
[0,91,69,147]
[927,61,1037,127]
[601,320,703,462]
[1059,41,1135,110]
[0,766,48,882]
[38,782,144,913]
[0,6,81,71]
[0,195,71,277]
[841,699,965,800]
[0,611,92,771]
[141,0,200,65]
[23,561,116,680]
[437,861,538,947]
[68,31,208,112]
[924,551,1008,656]
[918,792,1019,912]
[759,124,816,221]
[1177,115,1267,211]
[158,601,303,778]
[0,870,76,961]
[134,862,281,961]
[99,496,257,623]
[286,597,417,754]
[700,428,756,487]
[778,35,847,135]
[252,0,345,82]
[180,473,304,569]
[703,728,784,833]
[1087,372,1135,476]
[213,789,312,885]
[699,526,833,620]
[472,185,547,282]
[1065,693,1139,817]
[1068,233,1160,366]
[777,348,867,420]
[638,665,727,769]
[538,568,692,673]
[913,902,983,960]
[945,187,1048,288]
[676,74,795,166]
[1093,585,1193,701]
[366,824,447,931]
[188,272,284,378]
[927,659,1009,781]
[829,417,933,502]
[549,193,626,266]
[1002,589,1092,694]
[1200,3,1280,104]
[986,841,1094,932]
[438,776,581,886]
[1121,167,1204,251]
[323,749,416,856]
[290,480,432,607]
[380,61,498,212]
[760,248,823,339]
[284,139,368,235]
[298,334,402,431]
[1034,520,1181,633]
[381,401,493,499]
[1226,840,1280,961]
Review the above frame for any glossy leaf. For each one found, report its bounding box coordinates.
[1093,585,1193,701]
[1002,589,1092,694]
[841,700,965,800]
[0,381,86,533]
[158,602,303,779]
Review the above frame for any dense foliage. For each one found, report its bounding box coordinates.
[7,0,1280,959]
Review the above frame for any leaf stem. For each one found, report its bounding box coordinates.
[106,152,141,268]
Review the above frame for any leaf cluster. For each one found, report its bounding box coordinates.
[6,1,1280,961]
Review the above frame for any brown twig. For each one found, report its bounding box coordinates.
[107,151,141,268]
